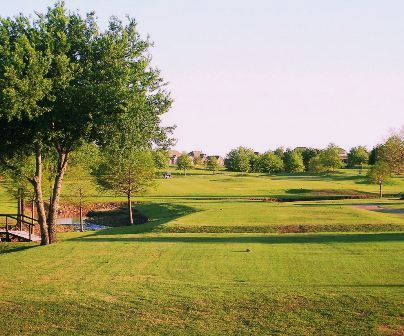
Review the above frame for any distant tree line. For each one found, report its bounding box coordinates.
[224,144,342,174]
[224,131,403,179]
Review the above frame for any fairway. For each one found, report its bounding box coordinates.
[1,230,403,335]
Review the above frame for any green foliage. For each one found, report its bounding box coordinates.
[193,155,204,167]
[347,146,369,168]
[367,161,391,185]
[257,152,284,173]
[283,150,305,173]
[299,148,320,171]
[206,156,220,174]
[225,147,254,174]
[368,145,382,165]
[379,135,404,175]
[152,150,169,172]
[64,143,100,206]
[309,144,343,172]
[95,148,155,197]
[176,153,193,175]
[320,144,344,171]
[0,2,172,240]
[274,147,285,160]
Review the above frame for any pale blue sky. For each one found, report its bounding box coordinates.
[2,1,403,155]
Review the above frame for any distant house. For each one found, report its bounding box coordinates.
[169,149,225,167]
[337,148,348,164]
[189,150,207,164]
[207,155,225,166]
[168,150,181,165]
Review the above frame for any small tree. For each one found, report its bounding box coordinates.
[64,144,99,231]
[193,155,203,167]
[152,150,169,175]
[283,150,305,173]
[367,162,391,197]
[347,146,369,172]
[177,153,193,176]
[96,147,155,225]
[206,156,220,174]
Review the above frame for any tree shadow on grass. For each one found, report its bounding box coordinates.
[76,202,199,237]
[74,232,404,245]
[0,244,36,255]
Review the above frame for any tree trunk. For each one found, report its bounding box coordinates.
[79,188,84,232]
[47,152,69,244]
[128,192,133,225]
[79,206,84,232]
[30,144,49,245]
[379,183,383,198]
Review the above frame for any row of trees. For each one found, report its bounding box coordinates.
[224,144,343,174]
[0,3,173,245]
[224,135,403,176]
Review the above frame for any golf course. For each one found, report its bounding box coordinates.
[1,169,403,335]
[0,1,403,335]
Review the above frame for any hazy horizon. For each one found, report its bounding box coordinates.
[2,0,403,156]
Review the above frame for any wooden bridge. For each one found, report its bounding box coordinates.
[0,214,40,242]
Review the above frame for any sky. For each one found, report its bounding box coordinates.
[2,0,403,156]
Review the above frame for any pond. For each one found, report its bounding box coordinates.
[56,217,107,231]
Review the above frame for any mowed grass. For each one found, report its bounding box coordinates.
[137,200,404,233]
[0,169,403,335]
[144,169,404,198]
[0,230,403,335]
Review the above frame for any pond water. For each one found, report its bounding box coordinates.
[56,217,107,231]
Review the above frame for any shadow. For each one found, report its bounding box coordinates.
[294,201,404,209]
[75,202,199,238]
[73,232,404,245]
[0,244,36,255]
[286,189,311,194]
[319,284,404,288]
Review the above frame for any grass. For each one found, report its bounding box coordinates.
[0,169,403,335]
[0,230,403,335]
[135,200,404,233]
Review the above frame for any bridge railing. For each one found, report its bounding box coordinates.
[0,214,38,241]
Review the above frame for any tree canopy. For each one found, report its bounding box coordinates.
[0,2,172,244]
[177,153,193,175]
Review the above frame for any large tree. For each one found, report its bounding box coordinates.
[0,3,172,244]
[258,152,284,173]
[283,150,305,173]
[225,147,254,174]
